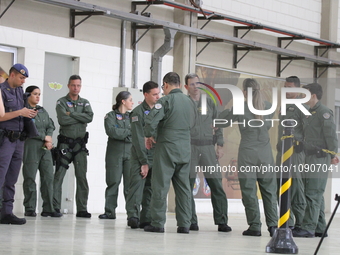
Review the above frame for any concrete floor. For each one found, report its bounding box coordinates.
[0,213,339,255]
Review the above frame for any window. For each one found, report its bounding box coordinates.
[0,45,17,83]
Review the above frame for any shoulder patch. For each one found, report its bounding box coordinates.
[155,103,162,110]
[132,116,138,122]
[85,103,90,107]
[104,114,108,119]
[323,112,330,119]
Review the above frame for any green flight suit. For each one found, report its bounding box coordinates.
[23,105,55,213]
[54,94,93,212]
[144,88,195,229]
[189,96,228,225]
[276,103,307,228]
[301,101,338,233]
[217,101,278,232]
[125,101,153,224]
[103,109,131,218]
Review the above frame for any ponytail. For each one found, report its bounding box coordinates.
[112,91,131,111]
[243,78,264,120]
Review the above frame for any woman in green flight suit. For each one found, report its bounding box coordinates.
[22,86,62,217]
[99,91,133,219]
[217,78,278,237]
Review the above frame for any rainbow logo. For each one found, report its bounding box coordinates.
[197,82,223,106]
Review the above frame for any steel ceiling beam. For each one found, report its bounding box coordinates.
[0,0,16,19]
[143,0,340,47]
[34,0,340,67]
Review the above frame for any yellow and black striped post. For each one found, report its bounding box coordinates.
[266,120,298,254]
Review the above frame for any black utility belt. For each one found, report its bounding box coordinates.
[57,132,88,145]
[4,130,26,142]
[191,139,213,146]
[305,149,327,158]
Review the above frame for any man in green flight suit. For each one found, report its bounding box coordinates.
[276,76,306,229]
[126,81,160,229]
[293,83,339,237]
[184,73,231,232]
[53,75,94,218]
[144,72,195,234]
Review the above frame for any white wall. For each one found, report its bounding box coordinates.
[0,25,173,214]
[203,0,322,38]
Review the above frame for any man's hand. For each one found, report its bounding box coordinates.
[211,125,219,131]
[140,164,149,179]
[145,137,156,150]
[45,135,53,143]
[44,135,53,150]
[216,145,224,160]
[331,156,339,165]
[66,112,70,116]
[20,108,38,118]
[44,141,53,150]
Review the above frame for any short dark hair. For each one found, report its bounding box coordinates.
[9,67,24,77]
[68,74,81,84]
[286,76,300,87]
[25,85,40,93]
[302,83,323,100]
[184,73,199,85]
[143,81,159,94]
[163,72,180,86]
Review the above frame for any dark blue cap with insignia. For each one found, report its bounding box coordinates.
[12,63,29,77]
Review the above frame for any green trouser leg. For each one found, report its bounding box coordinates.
[140,175,152,224]
[239,146,278,231]
[276,151,306,227]
[189,145,199,225]
[23,163,38,212]
[126,160,152,223]
[204,171,228,225]
[189,177,198,224]
[23,149,54,212]
[189,145,228,225]
[289,152,306,228]
[238,173,262,231]
[302,154,329,233]
[173,163,192,228]
[74,150,89,212]
[150,146,191,228]
[257,176,278,228]
[315,196,326,233]
[105,153,130,218]
[53,143,89,212]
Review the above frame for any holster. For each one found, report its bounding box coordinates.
[51,147,60,166]
[0,129,5,147]
[294,141,304,153]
